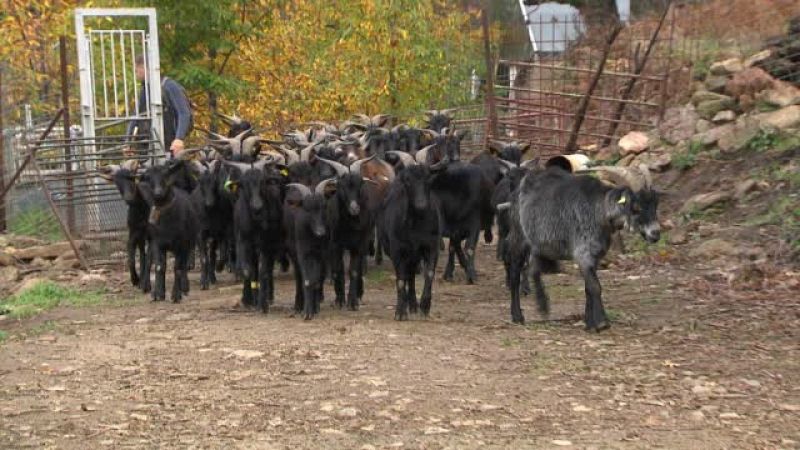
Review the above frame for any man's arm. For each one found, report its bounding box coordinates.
[163,79,192,140]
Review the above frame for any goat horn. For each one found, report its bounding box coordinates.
[520,158,539,169]
[222,161,251,174]
[580,166,645,191]
[190,160,207,174]
[392,124,408,133]
[287,183,312,198]
[242,135,262,156]
[121,159,139,172]
[300,142,317,162]
[316,157,349,177]
[496,202,511,211]
[277,148,300,165]
[498,158,517,172]
[353,113,372,124]
[216,112,243,126]
[97,164,120,181]
[440,108,457,118]
[388,151,416,168]
[177,147,201,160]
[639,163,653,189]
[415,145,435,164]
[349,154,376,175]
[315,177,337,196]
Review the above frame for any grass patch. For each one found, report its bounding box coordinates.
[365,267,391,284]
[748,196,800,251]
[0,281,105,320]
[673,141,705,170]
[746,130,800,154]
[7,207,63,242]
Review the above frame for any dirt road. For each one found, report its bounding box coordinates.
[1,248,798,449]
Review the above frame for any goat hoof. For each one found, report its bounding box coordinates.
[394,310,408,321]
[512,316,525,325]
[131,276,140,286]
[595,320,611,332]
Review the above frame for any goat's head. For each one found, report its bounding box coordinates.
[317,156,375,217]
[224,158,287,217]
[99,159,141,204]
[588,164,661,243]
[195,160,221,209]
[288,183,329,238]
[489,140,530,166]
[141,160,186,206]
[424,109,455,133]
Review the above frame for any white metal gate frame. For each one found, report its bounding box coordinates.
[75,8,164,152]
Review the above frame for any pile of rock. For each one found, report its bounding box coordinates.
[0,235,86,296]
[588,47,800,171]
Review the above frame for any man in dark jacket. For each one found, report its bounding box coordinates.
[126,56,193,158]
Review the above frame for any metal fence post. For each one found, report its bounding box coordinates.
[481,6,498,145]
[60,35,76,232]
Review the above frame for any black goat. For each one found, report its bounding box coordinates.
[500,165,661,331]
[138,160,199,302]
[190,160,235,290]
[317,157,375,311]
[423,109,455,134]
[470,140,530,186]
[227,159,288,312]
[285,182,332,320]
[417,130,492,284]
[99,160,150,293]
[379,152,442,320]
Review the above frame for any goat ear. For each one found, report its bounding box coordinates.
[454,129,469,141]
[488,141,504,154]
[519,143,531,154]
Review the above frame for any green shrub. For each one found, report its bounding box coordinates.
[8,208,63,242]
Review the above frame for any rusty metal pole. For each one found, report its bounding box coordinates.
[564,24,623,154]
[0,62,6,232]
[60,35,76,233]
[30,152,89,270]
[602,1,672,147]
[481,5,498,146]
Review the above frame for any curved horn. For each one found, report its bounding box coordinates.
[440,108,457,118]
[98,164,120,181]
[349,154,376,175]
[177,147,202,160]
[415,144,436,164]
[287,183,312,198]
[498,158,517,172]
[300,142,317,162]
[388,151,416,168]
[579,166,645,191]
[216,112,243,126]
[222,160,251,174]
[316,157,349,177]
[277,147,300,165]
[242,135,262,156]
[191,160,208,174]
[520,158,540,169]
[639,163,653,190]
[315,177,337,196]
[392,124,409,133]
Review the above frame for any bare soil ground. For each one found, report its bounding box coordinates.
[1,242,799,449]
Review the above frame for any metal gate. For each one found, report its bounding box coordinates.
[75,8,164,152]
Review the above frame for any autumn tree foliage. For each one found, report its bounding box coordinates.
[1,0,485,135]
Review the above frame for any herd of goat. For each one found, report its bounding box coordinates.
[100,109,663,332]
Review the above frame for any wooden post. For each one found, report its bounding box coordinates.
[564,24,623,154]
[602,1,672,147]
[481,5,498,145]
[0,63,5,232]
[60,35,76,232]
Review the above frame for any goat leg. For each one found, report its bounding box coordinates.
[331,248,345,309]
[347,250,362,311]
[128,237,139,287]
[530,257,550,317]
[152,245,166,302]
[420,250,438,317]
[258,252,270,314]
[139,240,151,293]
[407,265,418,314]
[443,240,456,282]
[171,255,183,303]
[452,240,472,284]
[199,236,210,291]
[580,263,609,332]
[394,278,409,321]
[208,238,218,284]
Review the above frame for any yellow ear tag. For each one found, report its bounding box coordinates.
[280,169,289,177]
[250,281,259,289]
[618,195,627,204]
[224,179,237,193]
